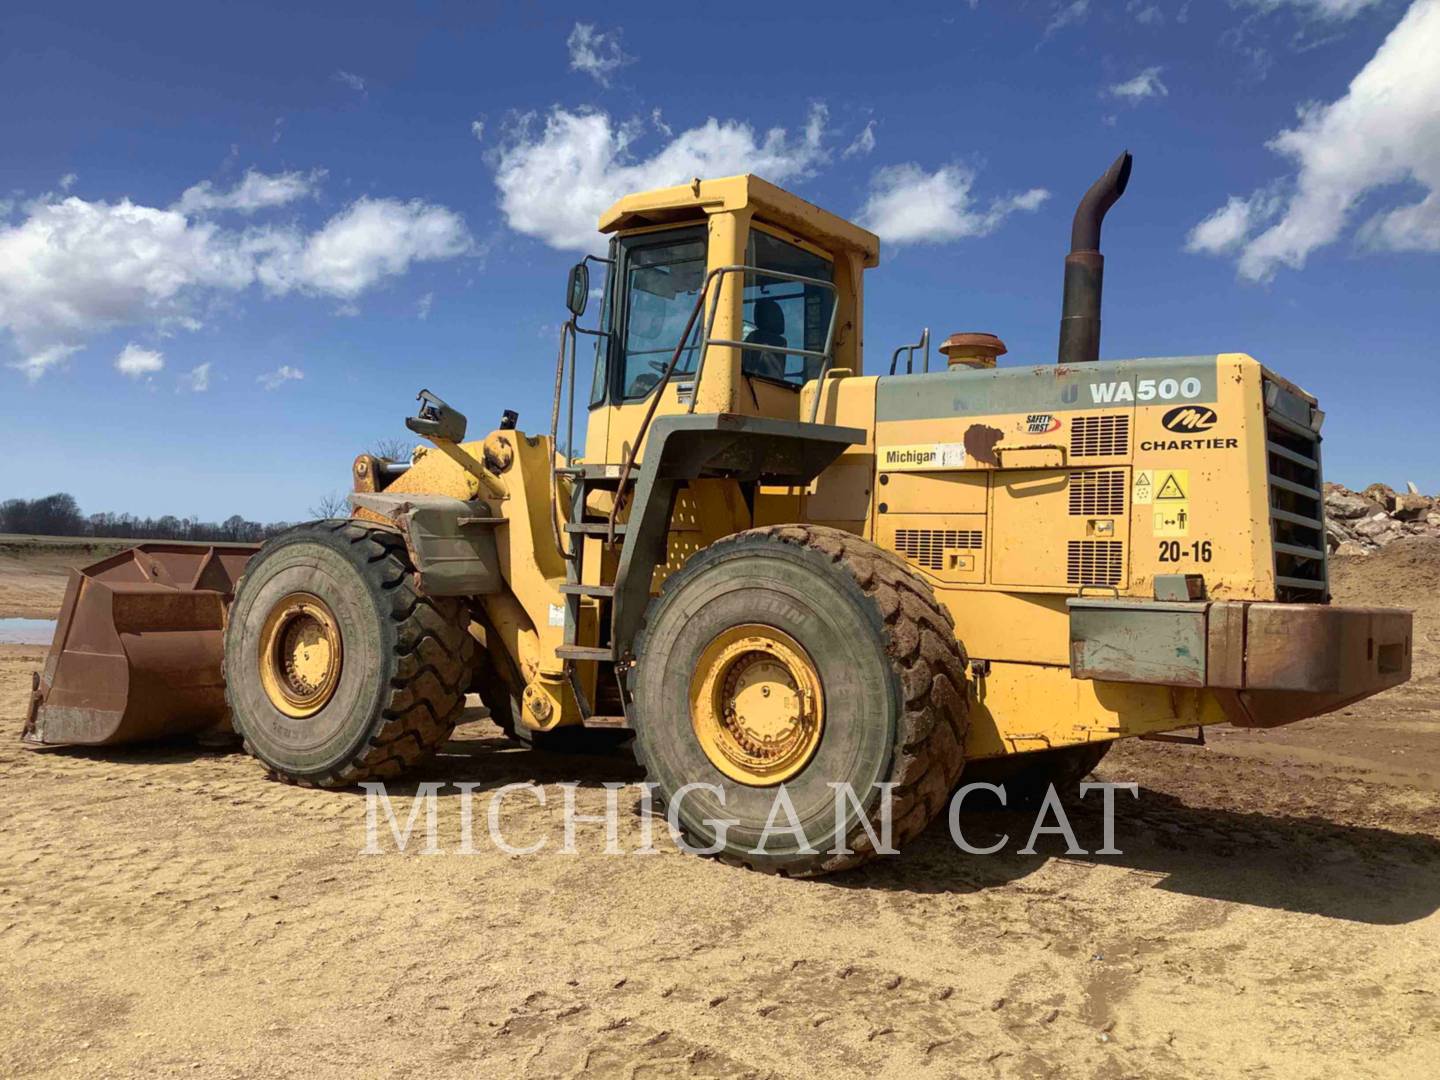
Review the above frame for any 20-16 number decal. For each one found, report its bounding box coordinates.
[1159,540,1212,563]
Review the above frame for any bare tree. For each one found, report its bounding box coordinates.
[371,438,413,463]
[309,491,349,520]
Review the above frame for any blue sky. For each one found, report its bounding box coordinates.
[3,0,1438,521]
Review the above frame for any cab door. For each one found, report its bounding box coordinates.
[602,226,708,466]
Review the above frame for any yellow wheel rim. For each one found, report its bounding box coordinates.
[689,624,824,786]
[258,592,343,718]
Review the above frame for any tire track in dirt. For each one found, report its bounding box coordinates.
[6,640,1440,1075]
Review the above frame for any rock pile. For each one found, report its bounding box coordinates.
[1324,482,1440,555]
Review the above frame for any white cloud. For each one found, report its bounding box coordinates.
[650,108,672,137]
[494,105,829,252]
[114,342,164,377]
[1128,2,1164,24]
[10,344,80,382]
[1108,67,1169,102]
[1190,0,1440,280]
[1,180,471,378]
[258,364,303,390]
[59,173,78,192]
[417,292,433,320]
[470,119,485,142]
[567,23,633,86]
[176,168,322,215]
[856,163,1049,245]
[179,361,211,392]
[1185,191,1281,255]
[254,197,470,299]
[843,121,877,159]
[1238,0,1385,20]
[0,196,255,377]
[1046,0,1090,36]
[334,69,366,95]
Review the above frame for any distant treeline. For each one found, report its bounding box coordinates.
[1,493,295,543]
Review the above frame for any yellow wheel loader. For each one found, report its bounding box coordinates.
[24,152,1413,875]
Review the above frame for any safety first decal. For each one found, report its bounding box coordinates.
[879,443,967,471]
[1135,468,1190,536]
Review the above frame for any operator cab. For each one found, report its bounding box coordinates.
[557,175,880,467]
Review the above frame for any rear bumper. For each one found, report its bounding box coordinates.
[1069,598,1412,728]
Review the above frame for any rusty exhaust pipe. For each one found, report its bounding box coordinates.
[1058,150,1132,365]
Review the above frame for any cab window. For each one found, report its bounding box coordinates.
[619,231,707,400]
[741,230,835,388]
[587,243,616,407]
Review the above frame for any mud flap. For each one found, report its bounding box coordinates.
[347,492,503,596]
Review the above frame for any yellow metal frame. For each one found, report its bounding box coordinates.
[362,171,1329,764]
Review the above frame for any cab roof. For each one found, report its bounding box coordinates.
[598,174,881,268]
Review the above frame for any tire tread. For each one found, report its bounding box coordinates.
[230,519,474,788]
[632,523,970,876]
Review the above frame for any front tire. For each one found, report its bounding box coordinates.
[630,525,969,876]
[225,520,475,787]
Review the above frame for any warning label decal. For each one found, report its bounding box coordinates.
[1133,471,1154,505]
[1155,470,1188,500]
[1153,503,1190,537]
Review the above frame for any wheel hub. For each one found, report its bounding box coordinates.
[258,593,343,718]
[690,624,824,786]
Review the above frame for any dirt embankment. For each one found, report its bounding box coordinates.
[0,536,139,619]
[1,539,1438,1077]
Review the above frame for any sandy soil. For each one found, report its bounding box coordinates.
[2,538,1439,1078]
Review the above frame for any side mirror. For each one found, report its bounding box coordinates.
[565,262,589,318]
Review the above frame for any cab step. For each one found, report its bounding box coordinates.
[564,522,628,536]
[555,645,614,662]
[558,583,615,598]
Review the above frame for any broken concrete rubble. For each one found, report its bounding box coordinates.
[1325,482,1439,554]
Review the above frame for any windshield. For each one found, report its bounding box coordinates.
[619,232,707,400]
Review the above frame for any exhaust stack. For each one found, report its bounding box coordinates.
[1058,150,1132,365]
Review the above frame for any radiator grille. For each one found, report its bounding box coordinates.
[1264,381,1328,602]
[1067,541,1124,587]
[1068,470,1126,516]
[895,529,983,571]
[1070,415,1130,457]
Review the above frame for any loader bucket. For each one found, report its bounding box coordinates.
[22,543,258,747]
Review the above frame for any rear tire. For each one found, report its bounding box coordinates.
[225,520,475,787]
[630,525,969,876]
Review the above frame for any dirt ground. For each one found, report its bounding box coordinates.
[2,537,1439,1078]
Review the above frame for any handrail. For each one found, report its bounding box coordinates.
[607,264,841,541]
[687,266,840,419]
[548,255,615,562]
[605,268,719,543]
[888,327,930,375]
[548,319,578,560]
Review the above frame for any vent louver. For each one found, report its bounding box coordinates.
[1070,415,1130,457]
[1068,470,1126,516]
[1264,382,1328,602]
[895,529,983,571]
[1067,540,1123,586]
